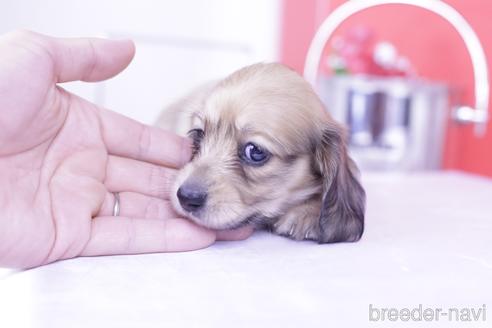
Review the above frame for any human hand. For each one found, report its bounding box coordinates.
[0,30,252,269]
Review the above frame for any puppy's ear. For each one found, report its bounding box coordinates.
[314,122,365,243]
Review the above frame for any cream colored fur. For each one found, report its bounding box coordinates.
[155,63,365,243]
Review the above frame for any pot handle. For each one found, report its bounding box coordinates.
[303,0,489,136]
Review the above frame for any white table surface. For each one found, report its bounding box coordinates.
[1,171,491,328]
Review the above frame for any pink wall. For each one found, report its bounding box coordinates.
[280,0,492,177]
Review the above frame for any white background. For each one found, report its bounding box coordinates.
[1,0,282,124]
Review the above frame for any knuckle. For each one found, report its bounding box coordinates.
[82,39,98,80]
[137,125,152,159]
[148,165,175,199]
[144,197,164,219]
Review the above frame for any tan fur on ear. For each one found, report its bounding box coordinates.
[315,123,366,243]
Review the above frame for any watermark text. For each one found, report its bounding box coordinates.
[369,304,487,322]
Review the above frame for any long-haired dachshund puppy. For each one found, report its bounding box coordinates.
[156,63,365,243]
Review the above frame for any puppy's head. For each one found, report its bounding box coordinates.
[172,63,365,243]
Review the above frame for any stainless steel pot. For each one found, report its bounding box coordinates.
[303,0,489,171]
[319,76,452,170]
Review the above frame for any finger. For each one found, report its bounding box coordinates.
[216,226,255,241]
[82,217,216,256]
[42,32,135,82]
[105,155,178,199]
[97,191,178,219]
[99,108,192,168]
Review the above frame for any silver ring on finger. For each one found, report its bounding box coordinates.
[112,192,121,217]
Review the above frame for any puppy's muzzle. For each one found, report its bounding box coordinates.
[177,182,207,213]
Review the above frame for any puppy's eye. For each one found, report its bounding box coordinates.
[188,128,204,140]
[241,142,270,165]
[188,128,204,156]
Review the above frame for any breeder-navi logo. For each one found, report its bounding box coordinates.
[369,304,487,322]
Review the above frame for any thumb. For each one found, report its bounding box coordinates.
[26,31,135,83]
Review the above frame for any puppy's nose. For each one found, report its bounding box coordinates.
[177,184,207,212]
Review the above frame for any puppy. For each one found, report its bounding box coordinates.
[156,63,365,243]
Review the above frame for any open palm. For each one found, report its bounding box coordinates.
[0,31,250,269]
